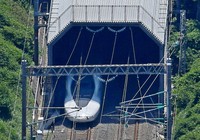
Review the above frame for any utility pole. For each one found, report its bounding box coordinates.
[22,60,27,140]
[178,10,186,75]
[166,58,172,140]
[34,0,39,66]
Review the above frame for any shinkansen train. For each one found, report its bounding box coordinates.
[64,75,102,122]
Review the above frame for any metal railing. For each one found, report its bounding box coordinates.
[72,5,139,22]
[47,5,166,44]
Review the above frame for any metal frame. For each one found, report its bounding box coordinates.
[26,63,166,76]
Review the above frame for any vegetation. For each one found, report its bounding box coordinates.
[173,59,200,139]
[0,0,33,139]
[172,0,200,139]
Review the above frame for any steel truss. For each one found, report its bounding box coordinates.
[26,63,166,76]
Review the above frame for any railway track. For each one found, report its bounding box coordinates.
[44,124,92,140]
[134,121,139,140]
[116,123,124,140]
[116,121,140,140]
[70,126,92,140]
[47,121,144,140]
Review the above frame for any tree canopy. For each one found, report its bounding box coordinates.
[0,0,33,138]
[172,1,200,139]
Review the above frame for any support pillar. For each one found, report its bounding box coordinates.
[22,60,27,140]
[166,58,172,140]
[34,0,39,65]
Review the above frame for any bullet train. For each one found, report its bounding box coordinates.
[64,75,102,122]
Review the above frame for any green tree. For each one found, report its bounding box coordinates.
[173,59,200,139]
[0,0,33,139]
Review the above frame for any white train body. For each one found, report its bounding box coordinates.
[64,75,102,122]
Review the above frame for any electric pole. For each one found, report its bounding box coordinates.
[178,10,186,75]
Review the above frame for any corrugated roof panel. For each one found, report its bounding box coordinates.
[100,7,112,22]
[113,7,126,22]
[47,0,168,44]
[73,6,86,22]
[71,0,141,5]
[87,7,100,22]
[126,6,139,22]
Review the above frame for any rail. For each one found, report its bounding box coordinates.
[47,5,165,43]
[70,128,91,140]
[134,121,139,140]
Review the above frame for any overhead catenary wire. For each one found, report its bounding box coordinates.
[27,109,82,127]
[56,26,103,133]
[84,31,96,65]
[122,65,164,120]
[96,27,126,83]
[71,57,82,132]
[40,26,84,133]
[120,25,171,125]
[97,27,127,139]
[129,27,148,123]
[66,27,83,65]
[120,57,130,139]
[123,58,167,125]
[42,26,105,136]
[47,27,83,102]
[70,27,105,131]
[117,27,152,127]
[119,27,153,136]
[86,26,104,33]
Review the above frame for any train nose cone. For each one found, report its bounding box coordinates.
[76,115,88,121]
[65,75,102,122]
